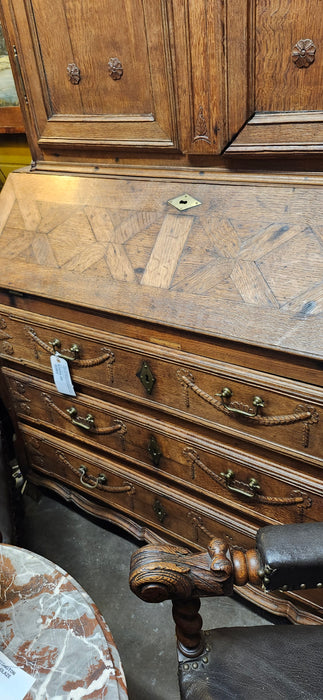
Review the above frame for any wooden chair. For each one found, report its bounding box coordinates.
[130,522,323,699]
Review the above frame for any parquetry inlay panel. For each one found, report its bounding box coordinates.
[0,173,322,355]
[2,198,323,313]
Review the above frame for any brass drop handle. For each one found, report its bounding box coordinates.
[78,466,106,489]
[183,448,311,509]
[219,387,265,418]
[50,338,80,362]
[66,407,95,430]
[221,469,260,499]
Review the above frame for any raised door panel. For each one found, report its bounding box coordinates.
[3,0,252,157]
[5,0,179,152]
[172,0,251,155]
[227,0,323,154]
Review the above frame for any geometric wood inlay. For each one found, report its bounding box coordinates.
[0,173,322,356]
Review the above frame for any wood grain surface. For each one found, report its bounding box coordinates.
[0,171,322,358]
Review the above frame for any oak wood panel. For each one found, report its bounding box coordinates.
[0,306,321,467]
[30,0,154,116]
[4,0,180,152]
[228,118,323,155]
[171,0,229,154]
[0,172,322,358]
[19,423,265,547]
[4,367,321,526]
[256,0,323,113]
[227,0,323,154]
[2,0,323,160]
[19,424,323,623]
[0,287,321,388]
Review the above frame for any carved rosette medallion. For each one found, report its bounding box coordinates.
[108,57,123,80]
[292,39,316,68]
[67,63,81,84]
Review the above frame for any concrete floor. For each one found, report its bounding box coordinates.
[19,490,279,700]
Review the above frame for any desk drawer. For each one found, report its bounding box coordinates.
[0,306,321,466]
[20,424,258,552]
[7,368,321,526]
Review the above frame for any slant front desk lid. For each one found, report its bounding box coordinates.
[0,171,322,358]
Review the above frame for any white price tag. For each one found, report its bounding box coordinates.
[0,649,35,700]
[50,354,76,396]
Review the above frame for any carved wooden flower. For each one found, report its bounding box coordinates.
[292,39,316,68]
[108,57,123,80]
[67,63,81,84]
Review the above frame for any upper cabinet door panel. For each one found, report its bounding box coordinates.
[31,0,154,116]
[227,0,323,155]
[3,0,322,159]
[9,0,179,152]
[255,0,323,113]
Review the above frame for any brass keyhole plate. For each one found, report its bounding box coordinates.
[168,194,202,211]
[137,360,156,395]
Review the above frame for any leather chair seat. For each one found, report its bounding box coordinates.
[178,625,323,700]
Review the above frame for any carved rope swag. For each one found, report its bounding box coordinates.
[177,369,319,448]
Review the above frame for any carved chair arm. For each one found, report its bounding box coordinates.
[129,524,323,660]
[129,537,261,604]
[129,538,261,658]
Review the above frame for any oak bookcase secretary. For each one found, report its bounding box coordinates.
[0,0,322,623]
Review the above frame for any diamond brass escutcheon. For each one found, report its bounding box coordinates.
[137,360,156,395]
[153,498,167,523]
[168,194,202,211]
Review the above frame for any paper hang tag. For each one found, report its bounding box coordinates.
[0,649,35,700]
[50,354,76,396]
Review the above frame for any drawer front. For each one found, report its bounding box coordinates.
[20,425,258,552]
[20,425,323,623]
[6,368,321,527]
[0,306,322,465]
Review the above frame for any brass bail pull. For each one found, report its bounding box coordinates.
[50,338,80,362]
[78,466,106,489]
[67,407,95,430]
[219,387,265,418]
[221,469,260,499]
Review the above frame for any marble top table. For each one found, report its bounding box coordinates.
[0,544,128,699]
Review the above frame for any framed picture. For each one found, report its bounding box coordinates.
[0,22,24,133]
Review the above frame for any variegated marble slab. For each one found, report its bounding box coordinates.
[0,544,128,699]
